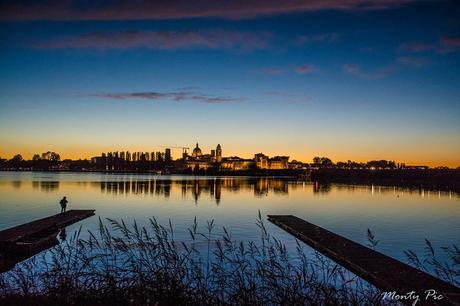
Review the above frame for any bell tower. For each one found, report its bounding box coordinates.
[216,144,222,163]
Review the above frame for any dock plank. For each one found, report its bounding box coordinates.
[0,210,95,244]
[0,209,95,273]
[268,215,460,305]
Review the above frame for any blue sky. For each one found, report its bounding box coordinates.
[0,0,459,166]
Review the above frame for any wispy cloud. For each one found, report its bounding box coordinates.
[343,64,394,80]
[91,91,244,104]
[259,64,318,76]
[441,37,460,48]
[344,55,426,79]
[439,36,460,53]
[0,0,417,21]
[399,42,434,53]
[397,56,425,67]
[296,33,340,45]
[34,29,271,51]
[295,64,317,74]
[399,36,460,54]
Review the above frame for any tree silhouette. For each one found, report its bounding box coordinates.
[11,154,23,162]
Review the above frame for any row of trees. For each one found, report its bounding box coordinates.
[1,152,62,170]
[313,156,399,169]
[0,152,176,172]
[3,152,61,163]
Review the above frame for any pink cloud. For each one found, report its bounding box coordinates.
[295,64,317,74]
[441,37,460,48]
[399,36,460,54]
[399,42,435,53]
[0,0,417,21]
[439,36,460,53]
[34,29,271,51]
[343,64,360,74]
[92,91,244,104]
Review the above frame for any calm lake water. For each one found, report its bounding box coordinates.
[0,172,459,264]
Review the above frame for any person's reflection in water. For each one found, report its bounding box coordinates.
[60,196,68,213]
[59,228,67,241]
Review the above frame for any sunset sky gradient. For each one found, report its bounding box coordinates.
[0,0,459,166]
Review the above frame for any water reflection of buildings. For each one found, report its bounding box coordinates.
[98,178,291,204]
[20,178,457,201]
[313,181,331,194]
[99,180,171,198]
[97,178,451,201]
[32,181,60,192]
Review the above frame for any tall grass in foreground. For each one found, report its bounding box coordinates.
[0,214,456,306]
[404,239,460,288]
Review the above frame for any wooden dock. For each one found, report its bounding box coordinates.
[0,210,95,272]
[268,215,460,305]
[0,210,95,246]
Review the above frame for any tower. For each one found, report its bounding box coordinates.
[216,144,222,163]
[165,148,171,162]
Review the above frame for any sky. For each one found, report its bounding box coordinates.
[0,0,459,167]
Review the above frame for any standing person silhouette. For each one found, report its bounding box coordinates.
[60,196,68,213]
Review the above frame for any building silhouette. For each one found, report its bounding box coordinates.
[91,143,290,172]
[185,143,289,171]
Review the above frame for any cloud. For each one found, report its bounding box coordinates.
[399,42,434,53]
[441,37,460,48]
[399,36,460,54]
[34,29,271,51]
[259,64,317,76]
[343,63,393,80]
[296,33,340,45]
[439,36,460,53]
[343,64,360,74]
[295,64,316,74]
[0,0,417,21]
[91,91,244,104]
[397,56,425,67]
[344,56,425,79]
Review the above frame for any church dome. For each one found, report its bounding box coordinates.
[192,143,202,158]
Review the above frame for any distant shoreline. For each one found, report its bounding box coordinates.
[0,168,304,177]
[310,168,460,193]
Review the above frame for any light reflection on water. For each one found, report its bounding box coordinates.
[0,172,459,263]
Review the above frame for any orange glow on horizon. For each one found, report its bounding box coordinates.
[1,146,459,168]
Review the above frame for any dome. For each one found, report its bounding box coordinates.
[192,143,202,158]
